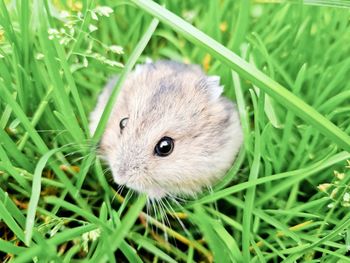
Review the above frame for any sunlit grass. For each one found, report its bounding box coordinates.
[0,0,350,262]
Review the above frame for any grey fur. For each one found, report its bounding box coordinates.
[89,60,243,199]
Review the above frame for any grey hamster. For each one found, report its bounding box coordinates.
[89,60,243,199]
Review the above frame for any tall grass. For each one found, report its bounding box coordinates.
[0,0,350,262]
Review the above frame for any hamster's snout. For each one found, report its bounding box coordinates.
[114,156,136,176]
[111,144,150,186]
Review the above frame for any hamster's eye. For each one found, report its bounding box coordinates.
[154,137,174,157]
[119,117,129,130]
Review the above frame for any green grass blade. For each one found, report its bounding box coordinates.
[188,151,350,206]
[242,90,261,261]
[0,198,25,243]
[99,195,147,263]
[0,238,26,255]
[25,148,66,245]
[129,232,177,263]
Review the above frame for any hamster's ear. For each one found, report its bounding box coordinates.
[134,64,144,74]
[145,57,153,64]
[134,58,154,74]
[206,75,224,101]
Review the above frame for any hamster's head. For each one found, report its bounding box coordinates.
[97,61,243,199]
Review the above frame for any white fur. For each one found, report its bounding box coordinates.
[90,60,243,199]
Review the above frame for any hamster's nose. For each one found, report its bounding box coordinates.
[117,163,142,181]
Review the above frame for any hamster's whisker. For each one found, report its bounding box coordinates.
[141,176,151,185]
[156,199,171,242]
[159,199,171,228]
[150,198,160,236]
[146,199,156,234]
[102,167,112,176]
[111,192,118,204]
[116,184,125,196]
[162,199,182,248]
[114,184,121,195]
[126,189,135,205]
[107,177,114,184]
[155,199,168,242]
[115,185,120,195]
[166,192,187,203]
[145,199,151,221]
[207,185,214,194]
[46,145,98,168]
[164,197,189,236]
[102,166,112,174]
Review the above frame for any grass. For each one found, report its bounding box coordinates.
[0,0,350,262]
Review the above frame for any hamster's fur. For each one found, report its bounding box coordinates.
[90,60,243,199]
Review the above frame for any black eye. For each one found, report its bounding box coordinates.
[119,117,129,130]
[154,137,174,157]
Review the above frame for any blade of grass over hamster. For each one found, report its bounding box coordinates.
[92,18,159,141]
[130,0,350,152]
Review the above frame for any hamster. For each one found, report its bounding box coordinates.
[89,60,243,199]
